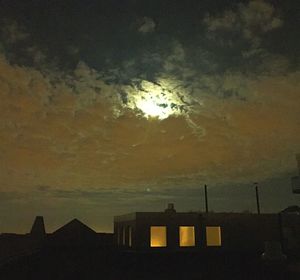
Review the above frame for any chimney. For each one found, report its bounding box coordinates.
[30,216,46,238]
[165,203,176,213]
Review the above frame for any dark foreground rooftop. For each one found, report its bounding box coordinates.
[0,247,300,280]
[1,207,300,279]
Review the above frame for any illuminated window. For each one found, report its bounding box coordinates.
[179,226,195,247]
[150,226,167,247]
[206,226,222,246]
[128,226,132,247]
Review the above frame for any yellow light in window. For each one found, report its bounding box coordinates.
[206,226,222,246]
[150,226,167,247]
[179,226,195,247]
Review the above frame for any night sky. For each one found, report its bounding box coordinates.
[0,0,299,233]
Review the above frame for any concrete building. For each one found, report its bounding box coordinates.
[114,204,300,255]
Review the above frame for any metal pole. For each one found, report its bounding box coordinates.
[254,183,261,214]
[204,184,208,213]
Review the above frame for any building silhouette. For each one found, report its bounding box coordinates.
[114,204,300,257]
[49,219,99,247]
[0,204,299,280]
[30,216,46,239]
[292,154,300,193]
[0,218,112,264]
[1,204,300,263]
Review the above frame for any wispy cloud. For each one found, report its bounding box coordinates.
[203,0,282,48]
[138,17,156,34]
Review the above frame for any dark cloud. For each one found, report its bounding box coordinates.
[138,17,156,33]
[1,170,299,233]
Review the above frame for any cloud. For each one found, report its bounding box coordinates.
[0,19,29,44]
[0,6,299,199]
[204,0,282,47]
[202,0,285,75]
[138,17,156,33]
[1,45,300,194]
[1,170,299,233]
[0,3,299,233]
[239,0,282,34]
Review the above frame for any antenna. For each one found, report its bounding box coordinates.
[254,183,261,214]
[204,184,208,213]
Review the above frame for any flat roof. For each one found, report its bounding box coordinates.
[114,211,279,222]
